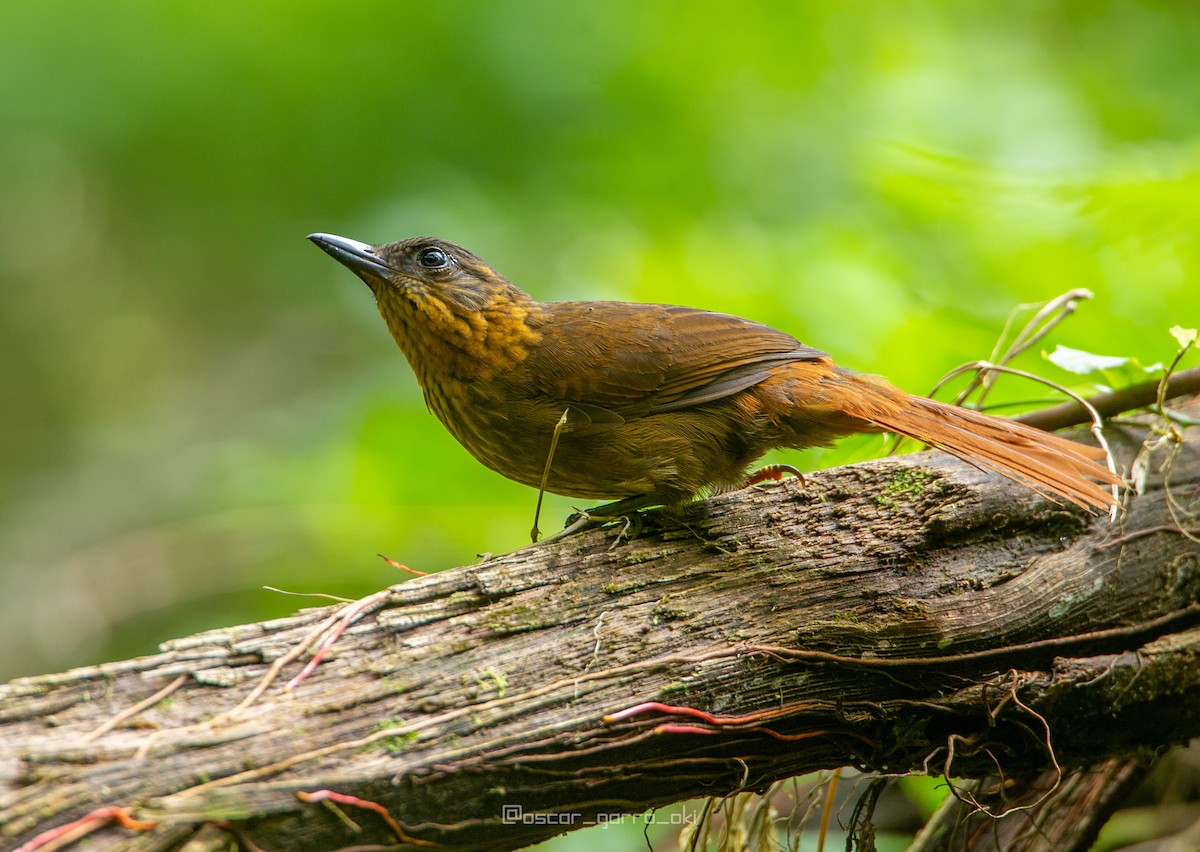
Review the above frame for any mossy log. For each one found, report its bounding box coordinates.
[2,404,1198,851]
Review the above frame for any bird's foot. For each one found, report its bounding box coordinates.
[745,463,806,489]
[608,512,643,549]
[536,510,601,544]
[536,497,652,546]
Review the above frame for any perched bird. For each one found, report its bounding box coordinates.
[309,233,1121,539]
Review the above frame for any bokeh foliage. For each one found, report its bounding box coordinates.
[0,1,1197,686]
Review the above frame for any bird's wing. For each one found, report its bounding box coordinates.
[524,302,827,421]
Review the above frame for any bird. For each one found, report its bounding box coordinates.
[309,233,1121,541]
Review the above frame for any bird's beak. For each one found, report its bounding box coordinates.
[307,233,392,286]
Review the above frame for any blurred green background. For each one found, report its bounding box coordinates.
[1,0,1197,685]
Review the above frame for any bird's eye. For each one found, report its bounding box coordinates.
[418,247,451,269]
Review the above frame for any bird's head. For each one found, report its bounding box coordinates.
[308,233,525,315]
[308,233,540,378]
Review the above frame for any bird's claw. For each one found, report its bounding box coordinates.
[745,463,807,489]
[608,512,643,549]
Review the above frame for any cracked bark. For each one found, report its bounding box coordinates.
[1,404,1198,851]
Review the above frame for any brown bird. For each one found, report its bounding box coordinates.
[309,233,1121,539]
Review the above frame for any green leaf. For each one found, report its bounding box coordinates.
[1046,345,1130,375]
[1170,326,1198,349]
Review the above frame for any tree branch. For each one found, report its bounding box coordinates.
[2,403,1198,851]
[1015,365,1200,431]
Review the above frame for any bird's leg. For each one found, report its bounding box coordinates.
[530,409,571,543]
[745,463,807,489]
[571,495,655,521]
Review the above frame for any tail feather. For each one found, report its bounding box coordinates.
[840,381,1121,511]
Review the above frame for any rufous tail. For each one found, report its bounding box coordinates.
[840,375,1122,511]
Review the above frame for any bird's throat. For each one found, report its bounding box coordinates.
[377,288,544,385]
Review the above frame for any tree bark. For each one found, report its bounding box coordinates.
[2,404,1198,851]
